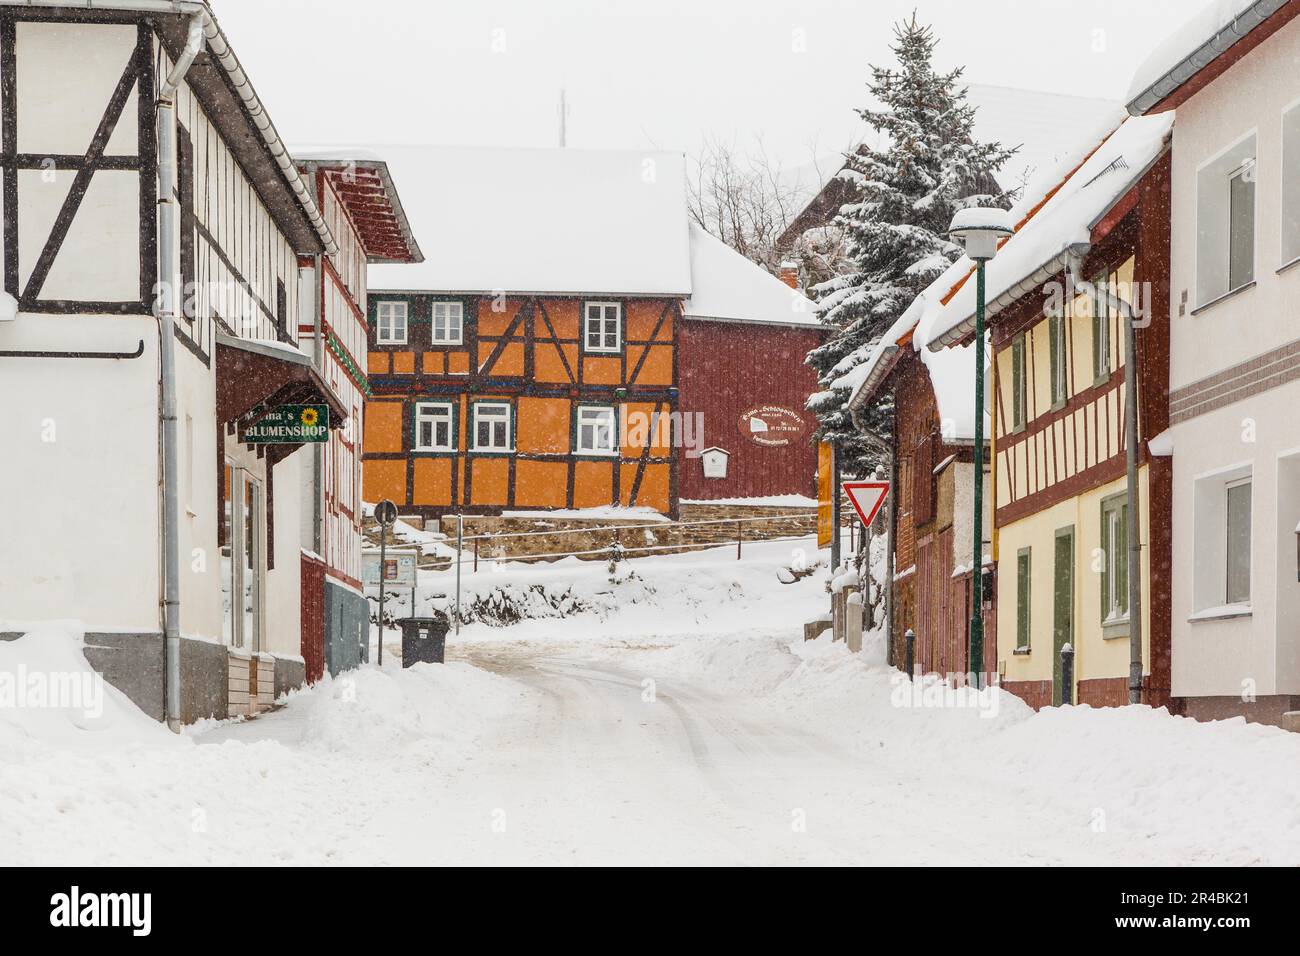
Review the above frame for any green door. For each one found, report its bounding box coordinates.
[1052,527,1074,706]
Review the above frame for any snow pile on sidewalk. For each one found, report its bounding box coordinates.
[0,624,179,752]
[0,648,536,865]
[204,662,529,763]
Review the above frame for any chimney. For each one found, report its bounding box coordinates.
[778,259,799,289]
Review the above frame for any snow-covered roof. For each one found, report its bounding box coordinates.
[683,223,817,326]
[1125,0,1287,114]
[925,113,1174,350]
[366,145,692,296]
[840,111,1172,441]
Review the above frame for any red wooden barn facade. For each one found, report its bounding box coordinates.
[676,226,823,502]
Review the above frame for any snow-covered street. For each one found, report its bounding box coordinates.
[4,538,1299,867]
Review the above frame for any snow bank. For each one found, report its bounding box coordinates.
[0,624,177,752]
[202,661,528,763]
[420,536,830,640]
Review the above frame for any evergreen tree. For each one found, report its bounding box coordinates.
[806,15,1015,473]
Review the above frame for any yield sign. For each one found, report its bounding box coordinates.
[842,481,890,527]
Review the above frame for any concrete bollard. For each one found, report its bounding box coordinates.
[846,591,863,653]
[831,588,844,642]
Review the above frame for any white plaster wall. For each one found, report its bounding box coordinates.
[265,451,304,658]
[1166,16,1300,698]
[1169,398,1295,696]
[0,313,160,630]
[175,345,222,642]
[1167,17,1300,387]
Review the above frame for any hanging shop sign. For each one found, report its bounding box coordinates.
[242,404,330,443]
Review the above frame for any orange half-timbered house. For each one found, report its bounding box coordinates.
[358,145,825,519]
[363,292,680,516]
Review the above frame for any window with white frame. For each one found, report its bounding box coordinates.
[1196,134,1257,306]
[471,402,512,452]
[584,301,622,352]
[575,405,618,455]
[431,301,464,344]
[376,300,408,344]
[1225,478,1252,605]
[414,402,455,452]
[1100,494,1129,624]
[1228,163,1256,291]
[1284,104,1300,264]
[1192,467,1253,614]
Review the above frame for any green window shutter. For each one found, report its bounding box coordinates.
[1012,337,1024,429]
[1091,309,1101,381]
[1100,505,1110,622]
[1117,503,1129,616]
[1048,317,1058,402]
[1017,549,1031,648]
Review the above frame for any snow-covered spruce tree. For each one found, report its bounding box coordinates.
[806,15,1015,474]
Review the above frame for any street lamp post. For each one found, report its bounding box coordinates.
[948,208,1014,688]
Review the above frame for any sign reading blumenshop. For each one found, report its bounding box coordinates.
[241,404,330,443]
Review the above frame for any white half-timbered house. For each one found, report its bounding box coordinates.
[0,1,348,723]
[294,150,422,682]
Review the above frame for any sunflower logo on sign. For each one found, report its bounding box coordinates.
[300,407,320,428]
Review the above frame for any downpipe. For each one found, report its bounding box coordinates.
[156,11,207,733]
[1068,243,1143,705]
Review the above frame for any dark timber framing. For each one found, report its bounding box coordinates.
[0,17,157,315]
[365,293,681,518]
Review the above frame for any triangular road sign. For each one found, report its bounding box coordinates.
[842,481,890,527]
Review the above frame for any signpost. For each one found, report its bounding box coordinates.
[240,404,329,443]
[373,499,398,666]
[842,481,890,530]
[844,480,890,633]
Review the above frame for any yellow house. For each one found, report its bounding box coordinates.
[924,115,1175,709]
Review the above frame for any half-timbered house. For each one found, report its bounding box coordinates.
[844,262,995,676]
[294,150,421,681]
[925,114,1175,710]
[0,1,347,723]
[361,145,820,518]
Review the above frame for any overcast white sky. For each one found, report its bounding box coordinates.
[215,0,1194,168]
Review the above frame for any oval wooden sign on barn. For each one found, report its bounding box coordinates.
[738,406,807,447]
